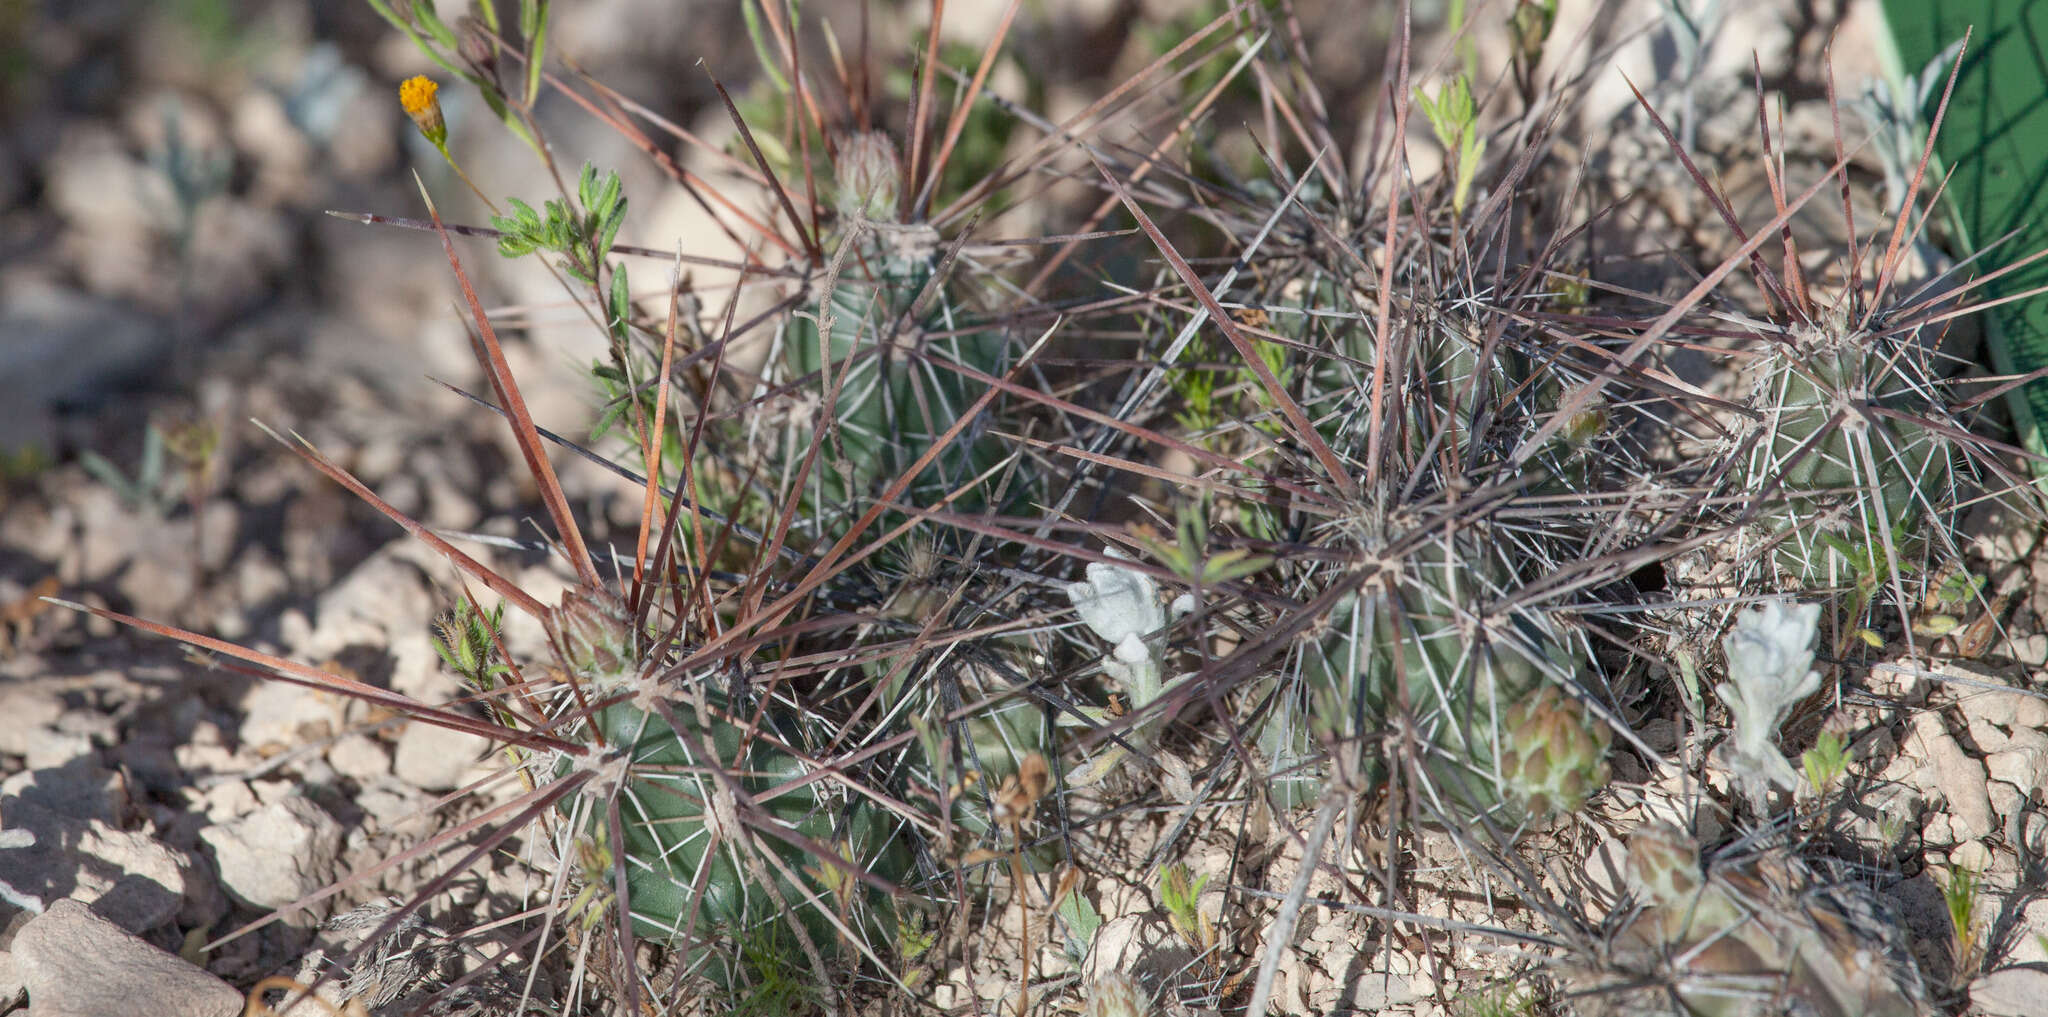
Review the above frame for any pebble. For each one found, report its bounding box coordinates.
[20,728,95,773]
[1986,729,2048,803]
[1964,500,2040,563]
[325,733,389,783]
[2023,813,2048,857]
[1312,949,1423,1012]
[1971,966,2048,1017]
[391,721,491,793]
[2012,900,2048,966]
[237,680,341,757]
[1082,912,1187,989]
[0,797,189,934]
[198,795,341,918]
[10,900,241,1017]
[1908,711,1997,840]
[1972,682,2048,731]
[1989,782,2027,836]
[1921,811,1959,849]
[1949,839,1993,874]
[0,686,63,757]
[2013,633,2048,668]
[354,780,427,832]
[291,547,442,702]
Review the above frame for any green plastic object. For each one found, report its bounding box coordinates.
[1878,0,2048,468]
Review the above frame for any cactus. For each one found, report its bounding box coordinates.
[1184,218,1615,821]
[545,588,912,983]
[1738,313,1955,587]
[1599,824,1925,1017]
[776,130,1021,533]
[1271,516,1609,820]
[1083,971,1155,1017]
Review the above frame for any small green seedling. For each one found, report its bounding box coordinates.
[1156,863,1215,954]
[1134,500,1273,588]
[1942,863,1986,978]
[432,599,511,690]
[1056,886,1103,964]
[79,424,168,513]
[1800,729,1850,795]
[895,911,936,988]
[1456,984,1538,1017]
[1673,649,1708,729]
[1414,74,1487,215]
[1816,523,1915,650]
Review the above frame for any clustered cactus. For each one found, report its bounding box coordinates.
[1170,191,1618,825]
[1596,823,1924,1017]
[66,3,2046,1014]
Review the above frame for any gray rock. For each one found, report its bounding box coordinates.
[289,546,441,702]
[353,780,427,832]
[11,899,240,1017]
[19,726,95,774]
[325,733,389,783]
[1909,711,1997,841]
[0,686,62,757]
[1987,729,2048,804]
[0,272,167,453]
[236,679,341,757]
[391,721,490,793]
[1316,949,1424,1013]
[1083,912,1192,998]
[198,795,340,918]
[2011,899,2048,967]
[0,755,129,825]
[1972,965,2048,1017]
[0,796,188,934]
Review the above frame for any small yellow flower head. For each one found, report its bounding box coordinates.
[399,75,446,147]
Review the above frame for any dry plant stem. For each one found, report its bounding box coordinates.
[707,71,821,261]
[1243,791,1343,1017]
[322,210,788,277]
[243,976,363,1017]
[418,178,602,590]
[913,0,1023,215]
[1366,2,1413,487]
[628,253,685,593]
[936,0,1255,229]
[1016,4,1265,290]
[1510,138,1860,463]
[1012,845,1032,1017]
[1088,153,1356,499]
[903,0,946,221]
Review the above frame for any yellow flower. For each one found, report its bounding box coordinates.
[398,75,446,147]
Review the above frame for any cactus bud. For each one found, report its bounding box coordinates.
[835,131,901,223]
[1498,685,1611,816]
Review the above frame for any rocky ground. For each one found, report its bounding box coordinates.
[3,1,2047,1016]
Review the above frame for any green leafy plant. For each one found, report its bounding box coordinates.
[1415,74,1487,215]
[79,424,169,512]
[1055,885,1103,963]
[1132,500,1273,588]
[1801,729,1850,795]
[490,163,627,288]
[1157,863,1215,954]
[431,599,509,690]
[1942,863,1986,977]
